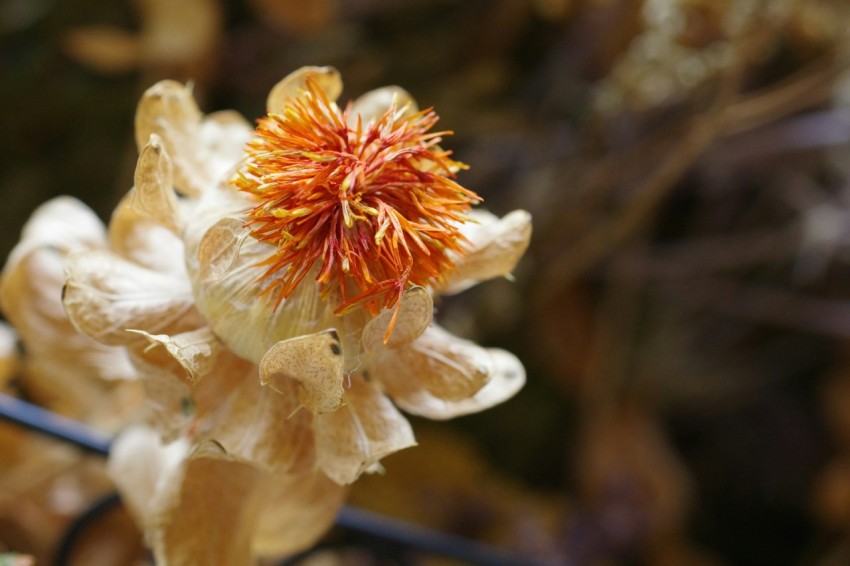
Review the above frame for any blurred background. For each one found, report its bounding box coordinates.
[5,0,850,564]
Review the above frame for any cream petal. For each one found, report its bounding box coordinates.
[369,325,493,403]
[266,66,342,114]
[198,110,253,180]
[361,286,433,352]
[127,342,195,440]
[387,348,526,420]
[1,243,137,384]
[63,249,203,346]
[107,425,190,532]
[314,375,416,485]
[128,327,221,385]
[14,197,106,259]
[350,85,418,124]
[109,191,188,279]
[135,80,209,196]
[151,441,266,566]
[200,375,317,473]
[130,327,317,472]
[188,214,366,366]
[252,469,347,557]
[259,330,345,414]
[439,209,532,295]
[131,134,183,234]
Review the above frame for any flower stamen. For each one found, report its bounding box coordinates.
[232,77,481,320]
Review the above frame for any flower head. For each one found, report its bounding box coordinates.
[232,78,481,319]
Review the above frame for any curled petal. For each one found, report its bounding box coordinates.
[266,66,342,114]
[370,325,493,402]
[188,215,366,366]
[439,209,532,295]
[315,375,416,485]
[259,330,345,414]
[131,134,183,234]
[127,342,195,440]
[128,327,221,385]
[109,428,266,566]
[63,249,203,346]
[109,191,188,278]
[15,196,106,258]
[361,286,433,352]
[107,426,190,532]
[198,110,253,180]
[0,199,137,393]
[350,85,418,124]
[199,375,316,474]
[135,80,207,196]
[385,348,526,420]
[252,469,347,556]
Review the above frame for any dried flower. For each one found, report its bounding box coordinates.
[10,66,531,562]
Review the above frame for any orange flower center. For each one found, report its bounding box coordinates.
[232,79,480,317]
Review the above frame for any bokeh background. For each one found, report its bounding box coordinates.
[5,0,850,564]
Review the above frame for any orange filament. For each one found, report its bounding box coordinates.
[232,78,480,317]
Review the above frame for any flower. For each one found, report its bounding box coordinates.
[35,66,531,562]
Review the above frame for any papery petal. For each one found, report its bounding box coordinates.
[198,110,253,180]
[131,134,183,234]
[439,209,532,295]
[252,469,347,557]
[369,325,493,402]
[63,249,203,346]
[109,191,188,279]
[127,342,195,440]
[107,425,190,533]
[15,196,106,257]
[315,375,416,485]
[135,80,208,196]
[385,348,525,420]
[128,327,221,385]
[259,330,345,414]
[350,85,418,124]
[130,329,317,472]
[0,201,137,387]
[266,66,342,114]
[200,375,317,473]
[187,214,367,366]
[153,441,266,566]
[361,286,433,351]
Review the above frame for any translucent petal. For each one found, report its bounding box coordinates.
[369,325,493,402]
[109,191,188,279]
[187,215,367,366]
[266,66,342,114]
[63,249,203,346]
[384,348,526,420]
[315,375,416,485]
[361,286,433,352]
[439,209,532,295]
[131,134,182,234]
[350,85,418,125]
[259,330,345,414]
[252,469,347,556]
[134,80,208,196]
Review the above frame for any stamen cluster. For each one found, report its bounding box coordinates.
[232,79,480,315]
